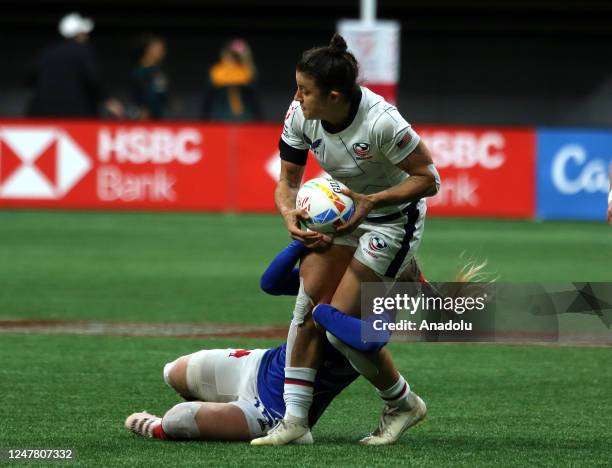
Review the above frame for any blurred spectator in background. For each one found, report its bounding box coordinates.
[27,12,123,118]
[130,35,169,120]
[201,39,262,122]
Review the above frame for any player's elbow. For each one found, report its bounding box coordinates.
[260,274,282,296]
[425,164,441,197]
[421,173,439,197]
[428,176,439,196]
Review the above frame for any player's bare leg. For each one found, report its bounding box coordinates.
[322,258,427,445]
[251,245,353,446]
[126,352,254,441]
[398,256,425,283]
[126,402,252,441]
[163,354,194,399]
[284,245,354,370]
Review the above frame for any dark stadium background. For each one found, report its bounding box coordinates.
[2,0,612,125]
[1,2,611,465]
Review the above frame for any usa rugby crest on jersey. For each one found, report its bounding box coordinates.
[296,177,355,233]
[352,142,371,160]
[368,236,388,252]
[363,235,388,259]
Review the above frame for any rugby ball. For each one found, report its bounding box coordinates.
[296,177,355,233]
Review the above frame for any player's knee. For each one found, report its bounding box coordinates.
[162,402,202,440]
[397,257,422,282]
[301,311,325,336]
[325,330,379,379]
[292,279,315,325]
[163,355,191,396]
[325,330,342,349]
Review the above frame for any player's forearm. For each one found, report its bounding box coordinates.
[275,179,300,217]
[368,174,438,208]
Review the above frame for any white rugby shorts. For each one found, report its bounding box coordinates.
[185,348,277,438]
[334,199,427,279]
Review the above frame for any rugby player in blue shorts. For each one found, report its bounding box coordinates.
[124,241,355,442]
[125,240,430,442]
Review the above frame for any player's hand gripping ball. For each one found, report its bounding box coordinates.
[296,177,355,233]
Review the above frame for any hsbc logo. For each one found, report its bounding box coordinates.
[422,131,506,169]
[0,127,91,199]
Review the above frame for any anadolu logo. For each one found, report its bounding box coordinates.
[368,236,387,251]
[0,127,91,199]
[352,142,371,159]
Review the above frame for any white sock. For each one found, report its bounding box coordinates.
[284,367,316,421]
[377,375,411,409]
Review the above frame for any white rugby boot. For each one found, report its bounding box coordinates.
[125,411,162,438]
[250,418,311,446]
[291,431,314,445]
[359,392,427,445]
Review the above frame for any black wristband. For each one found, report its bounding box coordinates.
[279,139,308,166]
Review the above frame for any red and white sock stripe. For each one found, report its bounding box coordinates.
[377,375,411,408]
[284,367,316,420]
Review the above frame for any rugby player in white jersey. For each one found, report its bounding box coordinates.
[251,34,441,446]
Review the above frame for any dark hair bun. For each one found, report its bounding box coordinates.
[328,33,348,56]
[297,33,358,97]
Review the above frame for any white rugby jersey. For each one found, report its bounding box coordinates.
[281,86,421,217]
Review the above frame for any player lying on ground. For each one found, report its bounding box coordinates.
[124,241,431,442]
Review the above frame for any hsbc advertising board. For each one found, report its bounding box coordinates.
[0,121,328,213]
[0,122,231,210]
[537,129,612,220]
[0,120,552,221]
[418,126,536,218]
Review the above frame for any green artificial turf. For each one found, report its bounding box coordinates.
[0,211,610,324]
[1,335,611,467]
[1,210,611,466]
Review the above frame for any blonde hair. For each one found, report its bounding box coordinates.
[454,257,493,283]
